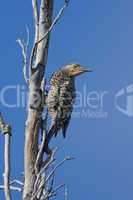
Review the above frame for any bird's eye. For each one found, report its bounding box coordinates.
[74,64,79,68]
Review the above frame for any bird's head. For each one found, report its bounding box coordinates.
[63,63,92,77]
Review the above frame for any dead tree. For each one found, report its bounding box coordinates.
[0,0,73,200]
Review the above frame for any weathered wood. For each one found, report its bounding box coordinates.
[23,1,54,199]
[4,133,12,200]
[0,113,12,200]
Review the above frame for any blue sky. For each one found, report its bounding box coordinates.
[0,0,133,199]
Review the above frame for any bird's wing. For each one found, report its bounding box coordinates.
[47,85,61,137]
[48,70,65,115]
[58,82,75,138]
[47,85,61,119]
[62,108,73,138]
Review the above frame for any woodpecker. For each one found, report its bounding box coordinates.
[47,63,92,139]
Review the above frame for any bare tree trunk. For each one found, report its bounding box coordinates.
[23,1,54,199]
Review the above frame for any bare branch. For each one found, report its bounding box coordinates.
[35,131,46,175]
[36,0,70,45]
[30,0,39,75]
[32,151,74,200]
[0,113,12,200]
[10,180,23,186]
[45,157,74,184]
[53,183,65,194]
[32,177,45,199]
[46,183,65,199]
[0,185,22,192]
[25,26,30,48]
[35,110,48,175]
[32,148,57,199]
[47,165,55,194]
[32,0,39,25]
[4,134,12,200]
[64,187,69,200]
[17,28,30,84]
[30,0,70,69]
[33,173,65,199]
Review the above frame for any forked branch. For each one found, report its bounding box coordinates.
[30,0,70,70]
[17,27,30,84]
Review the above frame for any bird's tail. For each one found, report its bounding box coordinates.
[47,122,59,142]
[42,123,57,154]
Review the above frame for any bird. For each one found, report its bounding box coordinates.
[47,63,92,140]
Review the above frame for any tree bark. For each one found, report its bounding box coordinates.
[23,1,54,199]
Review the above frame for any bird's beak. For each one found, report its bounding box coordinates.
[78,66,93,74]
